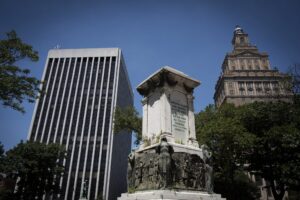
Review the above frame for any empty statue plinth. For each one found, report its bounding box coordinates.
[118,67,226,200]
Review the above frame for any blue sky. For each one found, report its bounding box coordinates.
[0,0,299,150]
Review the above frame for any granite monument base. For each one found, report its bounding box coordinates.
[118,190,226,200]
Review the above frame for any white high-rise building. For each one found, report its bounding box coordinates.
[28,48,133,200]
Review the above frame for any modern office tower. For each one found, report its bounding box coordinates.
[28,48,133,200]
[214,26,292,107]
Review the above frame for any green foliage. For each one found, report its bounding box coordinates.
[142,137,151,147]
[0,142,4,171]
[0,141,65,200]
[196,104,256,200]
[214,170,260,200]
[196,101,300,200]
[127,186,136,194]
[287,63,300,95]
[0,30,40,113]
[238,102,300,200]
[114,106,142,143]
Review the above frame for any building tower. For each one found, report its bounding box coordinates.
[214,27,293,199]
[28,48,133,200]
[214,26,292,107]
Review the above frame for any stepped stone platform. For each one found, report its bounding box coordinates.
[118,190,226,200]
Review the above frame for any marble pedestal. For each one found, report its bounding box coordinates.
[118,190,226,200]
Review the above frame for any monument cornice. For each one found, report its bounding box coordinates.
[137,66,200,96]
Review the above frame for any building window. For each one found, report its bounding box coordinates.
[229,90,234,95]
[238,82,245,95]
[247,82,253,95]
[264,82,271,92]
[273,81,279,88]
[255,65,260,70]
[255,82,263,94]
[231,66,235,70]
[272,81,280,93]
[247,82,253,89]
[238,82,244,89]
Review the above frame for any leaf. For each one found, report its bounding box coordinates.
[0,30,40,113]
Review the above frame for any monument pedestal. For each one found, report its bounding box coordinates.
[119,67,226,200]
[118,190,226,200]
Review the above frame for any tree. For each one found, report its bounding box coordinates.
[196,102,300,200]
[238,102,300,200]
[196,104,259,200]
[0,30,40,113]
[0,142,4,171]
[288,63,300,95]
[286,63,300,106]
[114,106,142,143]
[0,141,65,200]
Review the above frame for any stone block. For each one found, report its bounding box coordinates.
[118,190,226,200]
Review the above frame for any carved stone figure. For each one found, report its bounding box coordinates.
[148,159,154,181]
[202,144,213,193]
[201,145,212,163]
[182,156,190,187]
[205,163,213,193]
[134,168,139,188]
[138,160,145,185]
[126,144,213,192]
[192,162,199,188]
[172,155,181,186]
[194,162,205,190]
[153,158,159,188]
[127,151,135,189]
[157,138,172,188]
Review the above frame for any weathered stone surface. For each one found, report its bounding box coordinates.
[137,67,200,148]
[118,190,226,200]
[127,139,213,192]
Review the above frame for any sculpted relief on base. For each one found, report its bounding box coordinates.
[127,138,213,193]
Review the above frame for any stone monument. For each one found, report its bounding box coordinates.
[118,66,225,200]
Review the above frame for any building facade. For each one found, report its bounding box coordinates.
[28,48,133,200]
[214,27,293,200]
[214,26,292,107]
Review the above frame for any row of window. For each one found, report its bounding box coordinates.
[31,56,115,142]
[231,64,268,71]
[228,81,280,95]
[230,58,267,65]
[228,58,268,71]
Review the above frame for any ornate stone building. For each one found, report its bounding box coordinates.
[214,26,294,200]
[214,26,292,107]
